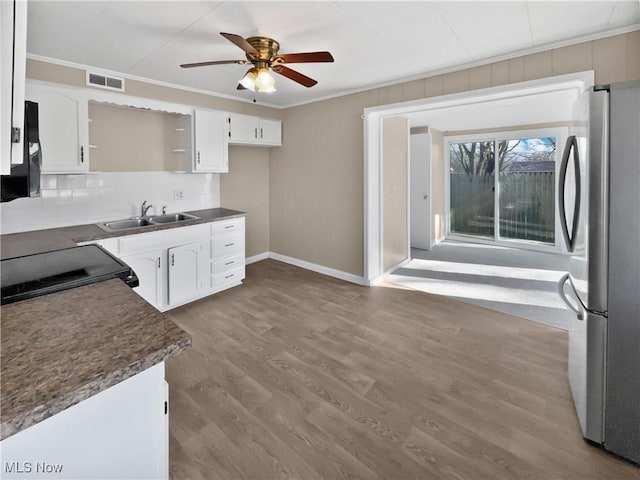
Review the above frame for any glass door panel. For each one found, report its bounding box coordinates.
[449,141,495,238]
[498,137,556,244]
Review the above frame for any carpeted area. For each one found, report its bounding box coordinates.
[388,240,575,330]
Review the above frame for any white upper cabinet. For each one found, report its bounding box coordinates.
[193,109,228,173]
[1,0,27,174]
[26,82,89,173]
[228,113,281,146]
[258,118,282,145]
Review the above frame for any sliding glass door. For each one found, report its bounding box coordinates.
[449,141,495,238]
[447,130,562,248]
[498,137,556,243]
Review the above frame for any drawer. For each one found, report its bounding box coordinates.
[212,234,244,258]
[212,217,245,236]
[213,254,244,276]
[213,266,245,286]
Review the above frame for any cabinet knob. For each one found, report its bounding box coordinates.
[80,146,84,163]
[157,257,161,268]
[197,151,200,164]
[171,253,175,266]
[260,128,263,139]
[254,127,258,139]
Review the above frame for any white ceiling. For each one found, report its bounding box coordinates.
[27,1,640,108]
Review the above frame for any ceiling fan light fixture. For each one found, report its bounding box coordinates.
[255,67,276,93]
[239,68,257,91]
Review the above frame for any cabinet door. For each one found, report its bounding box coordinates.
[258,118,282,146]
[121,250,163,308]
[228,113,258,144]
[168,241,202,306]
[26,84,88,173]
[194,109,228,173]
[1,0,27,173]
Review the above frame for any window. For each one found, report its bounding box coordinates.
[446,128,565,249]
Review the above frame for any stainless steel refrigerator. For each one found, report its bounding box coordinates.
[558,80,639,464]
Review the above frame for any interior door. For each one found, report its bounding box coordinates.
[410,132,431,250]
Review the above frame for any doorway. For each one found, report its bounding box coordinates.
[364,71,594,285]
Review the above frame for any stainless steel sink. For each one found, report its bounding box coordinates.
[146,212,198,224]
[96,212,199,232]
[98,218,154,232]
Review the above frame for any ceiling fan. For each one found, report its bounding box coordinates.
[180,32,334,93]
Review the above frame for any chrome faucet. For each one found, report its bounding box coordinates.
[141,200,153,218]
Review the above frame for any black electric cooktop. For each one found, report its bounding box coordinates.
[1,245,139,305]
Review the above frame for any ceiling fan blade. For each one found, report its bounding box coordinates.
[220,32,258,56]
[180,60,248,68]
[274,51,334,64]
[272,65,318,88]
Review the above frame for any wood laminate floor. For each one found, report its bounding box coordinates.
[165,260,638,480]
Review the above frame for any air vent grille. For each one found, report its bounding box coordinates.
[86,71,125,92]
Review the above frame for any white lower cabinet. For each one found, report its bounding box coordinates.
[100,219,245,311]
[121,249,163,307]
[0,363,168,480]
[168,241,203,306]
[211,217,246,290]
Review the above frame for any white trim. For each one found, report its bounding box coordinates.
[26,53,282,110]
[246,252,269,265]
[363,71,594,285]
[383,257,411,277]
[26,26,637,110]
[27,78,194,115]
[269,252,365,286]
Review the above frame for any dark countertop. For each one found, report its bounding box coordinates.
[0,279,191,440]
[1,207,246,260]
[0,208,244,440]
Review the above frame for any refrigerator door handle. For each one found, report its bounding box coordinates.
[558,273,584,320]
[558,135,581,252]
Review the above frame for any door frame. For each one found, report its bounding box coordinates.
[363,71,593,285]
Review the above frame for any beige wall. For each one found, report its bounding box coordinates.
[220,147,270,258]
[270,31,639,277]
[89,103,189,172]
[382,117,409,271]
[430,128,445,244]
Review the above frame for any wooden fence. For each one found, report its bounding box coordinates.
[450,172,555,243]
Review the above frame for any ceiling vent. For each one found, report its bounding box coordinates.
[86,71,125,92]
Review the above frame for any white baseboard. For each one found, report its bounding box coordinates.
[246,252,269,265]
[383,257,412,277]
[268,252,365,286]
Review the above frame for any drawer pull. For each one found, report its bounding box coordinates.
[225,225,234,229]
[225,274,234,279]
[225,243,234,247]
[224,261,234,266]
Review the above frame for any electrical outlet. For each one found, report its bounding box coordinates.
[173,189,184,201]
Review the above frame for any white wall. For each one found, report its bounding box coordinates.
[0,172,219,234]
